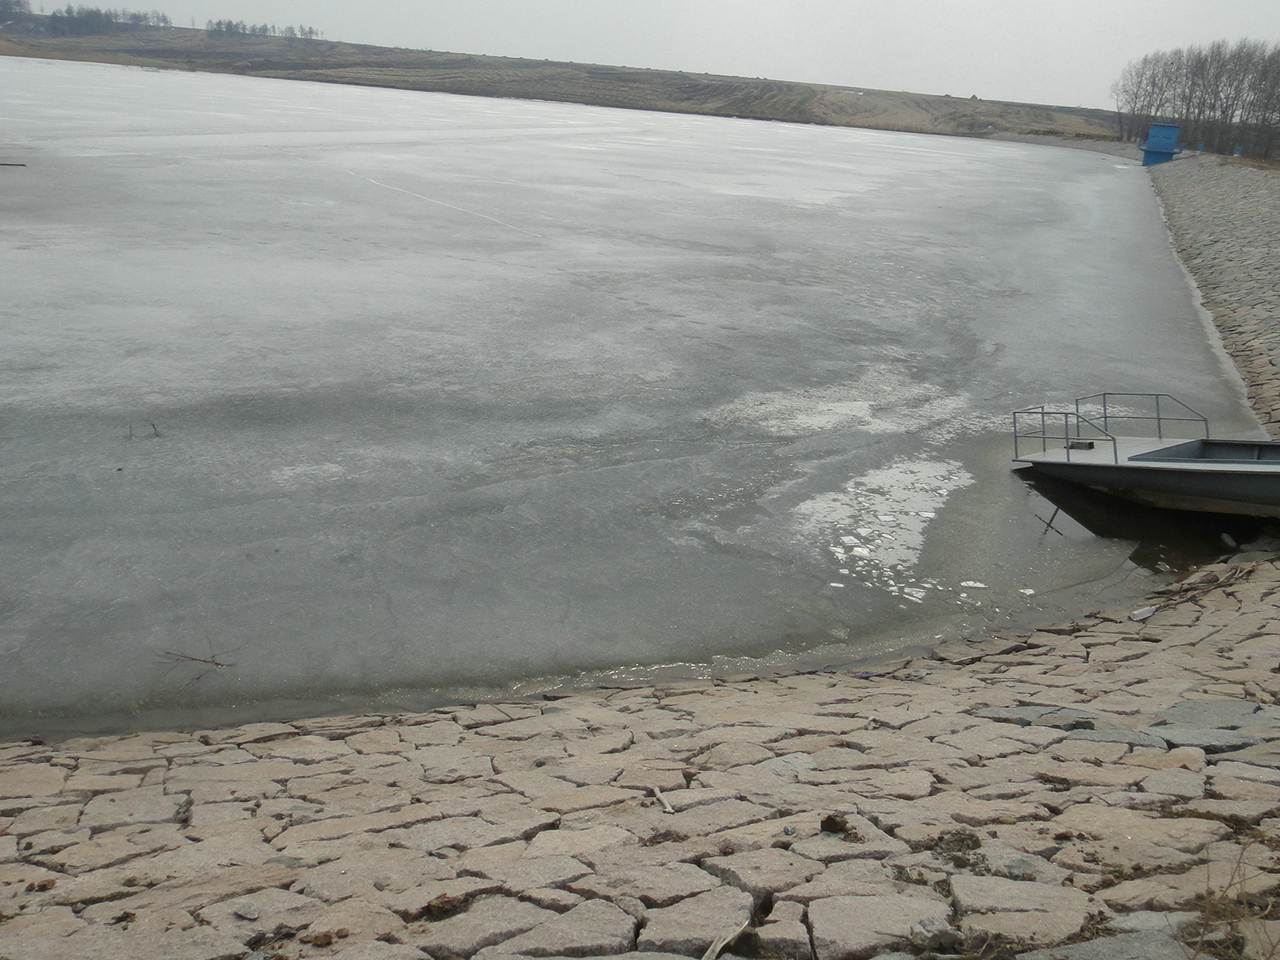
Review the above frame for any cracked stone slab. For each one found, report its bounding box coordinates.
[636,884,754,955]
[303,897,407,945]
[0,763,69,799]
[292,846,455,903]
[1137,766,1206,799]
[0,905,87,957]
[10,921,253,960]
[959,909,1098,949]
[787,818,910,862]
[412,746,497,782]
[568,860,719,908]
[1156,699,1267,728]
[381,815,513,854]
[244,734,357,763]
[536,784,643,814]
[77,787,189,832]
[1225,740,1280,769]
[1051,837,1201,886]
[1015,929,1186,959]
[775,858,907,904]
[6,802,84,837]
[697,741,776,770]
[801,766,935,800]
[378,877,504,921]
[1051,804,1231,852]
[756,899,814,960]
[977,838,1072,885]
[1174,797,1280,824]
[315,941,430,959]
[475,898,637,957]
[950,874,1101,916]
[475,854,593,894]
[1144,725,1262,753]
[268,804,444,848]
[1237,917,1280,960]
[406,894,558,958]
[17,827,91,858]
[1100,859,1280,911]
[703,848,825,904]
[974,706,1054,725]
[522,824,637,859]
[1063,727,1169,749]
[40,823,189,875]
[808,894,955,960]
[196,886,329,937]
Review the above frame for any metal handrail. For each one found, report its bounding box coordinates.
[1013,393,1210,465]
[1073,393,1208,440]
[1013,406,1120,463]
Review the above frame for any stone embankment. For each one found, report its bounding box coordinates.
[1150,156,1280,436]
[4,558,1280,960]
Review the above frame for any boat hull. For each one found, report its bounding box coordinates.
[1013,395,1280,519]
[1019,458,1280,518]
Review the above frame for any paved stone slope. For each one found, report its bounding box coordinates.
[4,560,1280,959]
[1151,156,1280,437]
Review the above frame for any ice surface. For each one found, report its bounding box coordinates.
[0,59,1258,720]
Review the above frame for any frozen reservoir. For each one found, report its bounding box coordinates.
[0,58,1255,726]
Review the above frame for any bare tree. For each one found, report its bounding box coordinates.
[1113,38,1280,159]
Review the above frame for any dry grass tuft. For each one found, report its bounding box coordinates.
[1182,842,1280,959]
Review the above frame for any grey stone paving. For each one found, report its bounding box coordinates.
[3,559,1280,959]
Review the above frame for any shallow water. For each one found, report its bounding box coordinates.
[0,58,1260,730]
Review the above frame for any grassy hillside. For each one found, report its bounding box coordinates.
[0,26,1121,140]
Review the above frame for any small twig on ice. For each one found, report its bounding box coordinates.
[159,646,239,686]
[653,786,675,814]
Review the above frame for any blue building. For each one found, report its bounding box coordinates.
[1140,124,1182,166]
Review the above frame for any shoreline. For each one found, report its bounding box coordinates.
[3,148,1280,959]
[2,557,1279,959]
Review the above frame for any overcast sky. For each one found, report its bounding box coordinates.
[138,0,1280,109]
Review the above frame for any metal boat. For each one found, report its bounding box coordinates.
[1013,393,1280,518]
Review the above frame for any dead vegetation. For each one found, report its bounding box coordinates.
[1182,839,1280,960]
